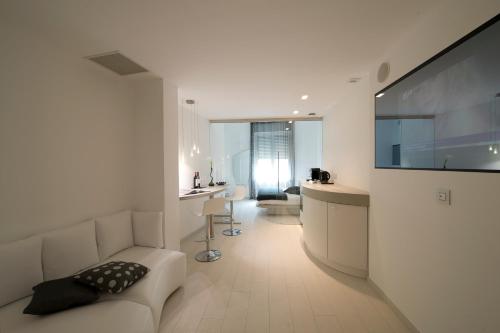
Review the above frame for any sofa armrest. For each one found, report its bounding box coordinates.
[132,211,164,248]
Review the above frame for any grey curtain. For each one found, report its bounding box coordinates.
[250,122,295,198]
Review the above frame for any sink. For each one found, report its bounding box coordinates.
[185,189,208,195]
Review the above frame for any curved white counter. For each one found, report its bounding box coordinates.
[301,182,369,278]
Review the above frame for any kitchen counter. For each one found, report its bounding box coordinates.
[178,185,226,200]
[301,182,369,206]
[178,185,227,239]
[301,182,369,278]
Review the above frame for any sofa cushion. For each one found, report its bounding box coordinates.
[23,276,98,315]
[42,219,99,280]
[0,297,154,333]
[132,211,163,248]
[284,186,300,195]
[100,246,186,328]
[74,261,148,294]
[95,210,134,260]
[0,236,43,307]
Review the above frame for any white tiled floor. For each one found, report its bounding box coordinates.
[159,200,412,333]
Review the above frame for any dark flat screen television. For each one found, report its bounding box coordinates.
[375,14,500,172]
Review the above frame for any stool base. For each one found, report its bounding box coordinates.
[195,249,222,262]
[223,228,241,236]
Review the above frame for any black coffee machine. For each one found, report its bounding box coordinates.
[310,168,331,184]
[310,168,321,181]
[319,170,331,183]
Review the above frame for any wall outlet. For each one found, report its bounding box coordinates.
[437,189,451,205]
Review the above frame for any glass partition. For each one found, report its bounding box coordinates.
[210,123,251,194]
[376,117,435,168]
[210,120,322,194]
[375,15,500,172]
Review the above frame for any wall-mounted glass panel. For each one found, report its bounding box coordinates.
[375,15,500,172]
[210,122,251,193]
[294,121,322,183]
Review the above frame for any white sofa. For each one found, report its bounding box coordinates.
[0,210,186,333]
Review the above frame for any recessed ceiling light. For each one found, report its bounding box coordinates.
[376,92,385,98]
[348,77,361,83]
[288,120,293,124]
[301,94,309,100]
[293,110,299,114]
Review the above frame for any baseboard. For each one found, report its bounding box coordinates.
[367,278,420,333]
[301,238,367,278]
[181,225,205,242]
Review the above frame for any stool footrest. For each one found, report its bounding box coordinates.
[214,220,242,224]
[223,228,242,236]
[195,249,222,262]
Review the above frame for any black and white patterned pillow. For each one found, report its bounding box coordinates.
[74,261,148,294]
[24,276,99,315]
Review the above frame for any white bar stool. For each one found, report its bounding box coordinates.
[195,197,226,262]
[222,186,246,236]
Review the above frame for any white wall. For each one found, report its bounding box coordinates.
[0,21,135,243]
[323,78,371,190]
[320,2,500,331]
[368,1,500,332]
[178,100,211,190]
[132,77,181,249]
[0,20,181,251]
[163,81,181,249]
[178,98,213,239]
[131,77,165,212]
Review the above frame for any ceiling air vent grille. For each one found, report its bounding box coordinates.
[86,51,147,75]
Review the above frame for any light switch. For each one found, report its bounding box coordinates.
[437,189,451,205]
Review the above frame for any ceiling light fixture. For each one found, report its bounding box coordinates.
[293,110,299,115]
[192,107,196,152]
[288,121,293,124]
[301,94,309,100]
[186,99,200,157]
[376,92,385,98]
[195,103,200,155]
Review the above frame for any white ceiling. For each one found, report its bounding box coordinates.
[1,0,441,119]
